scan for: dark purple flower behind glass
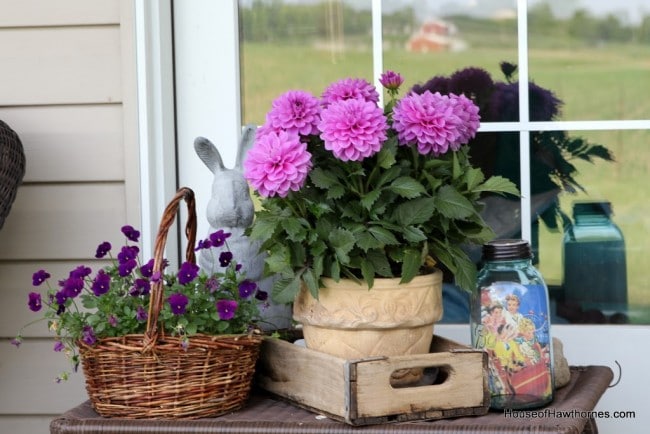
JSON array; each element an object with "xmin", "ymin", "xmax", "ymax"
[
  {"xmin": 91, "ymin": 270, "xmax": 111, "ymax": 296},
  {"xmin": 32, "ymin": 269, "xmax": 50, "ymax": 286},
  {"xmin": 177, "ymin": 262, "xmax": 199, "ymax": 285},
  {"xmin": 410, "ymin": 75, "xmax": 450, "ymax": 95},
  {"xmin": 121, "ymin": 225, "xmax": 140, "ymax": 242},
  {"xmin": 238, "ymin": 280, "xmax": 257, "ymax": 298},
  {"xmin": 219, "ymin": 251, "xmax": 233, "ymax": 267},
  {"xmin": 168, "ymin": 293, "xmax": 189, "ymax": 315},
  {"xmin": 95, "ymin": 241, "xmax": 112, "ymax": 259},
  {"xmin": 28, "ymin": 292, "xmax": 42, "ymax": 312},
  {"xmin": 216, "ymin": 300, "xmax": 238, "ymax": 320}
]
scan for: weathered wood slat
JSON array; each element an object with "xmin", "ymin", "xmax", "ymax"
[{"xmin": 0, "ymin": 0, "xmax": 119, "ymax": 27}]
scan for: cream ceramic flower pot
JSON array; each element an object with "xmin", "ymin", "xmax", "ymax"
[{"xmin": 293, "ymin": 270, "xmax": 443, "ymax": 383}]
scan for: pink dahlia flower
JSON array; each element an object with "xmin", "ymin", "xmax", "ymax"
[
  {"xmin": 392, "ymin": 91, "xmax": 479, "ymax": 156},
  {"xmin": 448, "ymin": 93, "xmax": 480, "ymax": 150},
  {"xmin": 321, "ymin": 78, "xmax": 379, "ymax": 107},
  {"xmin": 244, "ymin": 130, "xmax": 312, "ymax": 198},
  {"xmin": 319, "ymin": 99, "xmax": 388, "ymax": 162},
  {"xmin": 265, "ymin": 90, "xmax": 321, "ymax": 136}
]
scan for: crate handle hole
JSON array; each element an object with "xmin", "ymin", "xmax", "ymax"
[{"xmin": 390, "ymin": 365, "xmax": 451, "ymax": 389}]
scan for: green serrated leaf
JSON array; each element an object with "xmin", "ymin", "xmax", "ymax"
[
  {"xmin": 366, "ymin": 250, "xmax": 393, "ymax": 277},
  {"xmin": 389, "ymin": 176, "xmax": 426, "ymax": 199},
  {"xmin": 464, "ymin": 167, "xmax": 485, "ymax": 191},
  {"xmin": 434, "ymin": 185, "xmax": 475, "ymax": 219},
  {"xmin": 361, "ymin": 189, "xmax": 382, "ymax": 211},
  {"xmin": 281, "ymin": 218, "xmax": 306, "ymax": 241},
  {"xmin": 309, "ymin": 167, "xmax": 340, "ymax": 189},
  {"xmin": 360, "ymin": 260, "xmax": 375, "ymax": 289},
  {"xmin": 399, "ymin": 249, "xmax": 422, "ymax": 284},
  {"xmin": 355, "ymin": 230, "xmax": 383, "ymax": 251},
  {"xmin": 271, "ymin": 276, "xmax": 301, "ymax": 304},
  {"xmin": 475, "ymin": 176, "xmax": 520, "ymax": 196},
  {"xmin": 329, "ymin": 228, "xmax": 356, "ymax": 263},
  {"xmin": 301, "ymin": 268, "xmax": 319, "ymax": 300},
  {"xmin": 402, "ymin": 225, "xmax": 427, "ymax": 243},
  {"xmin": 393, "ymin": 197, "xmax": 436, "ymax": 225},
  {"xmin": 367, "ymin": 226, "xmax": 399, "ymax": 245},
  {"xmin": 376, "ymin": 140, "xmax": 397, "ymax": 169}
]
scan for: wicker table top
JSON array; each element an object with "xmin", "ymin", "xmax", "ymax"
[{"xmin": 51, "ymin": 365, "xmax": 612, "ymax": 434}]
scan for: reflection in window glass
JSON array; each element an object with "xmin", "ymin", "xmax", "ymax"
[
  {"xmin": 382, "ymin": 0, "xmax": 518, "ymax": 99},
  {"xmin": 239, "ymin": 0, "xmax": 373, "ymax": 125},
  {"xmin": 528, "ymin": 0, "xmax": 650, "ymax": 120},
  {"xmin": 538, "ymin": 130, "xmax": 650, "ymax": 324}
]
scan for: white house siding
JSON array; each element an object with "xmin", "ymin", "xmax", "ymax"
[{"xmin": 0, "ymin": 1, "xmax": 139, "ymax": 432}]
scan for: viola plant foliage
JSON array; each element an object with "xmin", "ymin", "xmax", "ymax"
[
  {"xmin": 13, "ymin": 225, "xmax": 267, "ymax": 381},
  {"xmin": 243, "ymin": 71, "xmax": 519, "ymax": 303}
]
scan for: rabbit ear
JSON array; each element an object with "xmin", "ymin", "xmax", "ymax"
[
  {"xmin": 194, "ymin": 136, "xmax": 225, "ymax": 174},
  {"xmin": 235, "ymin": 124, "xmax": 257, "ymax": 171}
]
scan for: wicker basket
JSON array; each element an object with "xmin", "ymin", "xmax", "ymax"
[
  {"xmin": 78, "ymin": 187, "xmax": 263, "ymax": 419},
  {"xmin": 0, "ymin": 119, "xmax": 26, "ymax": 230}
]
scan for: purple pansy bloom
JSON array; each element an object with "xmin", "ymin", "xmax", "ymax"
[
  {"xmin": 28, "ymin": 292, "xmax": 42, "ymax": 312},
  {"xmin": 140, "ymin": 258, "xmax": 155, "ymax": 278},
  {"xmin": 108, "ymin": 315, "xmax": 118, "ymax": 327},
  {"xmin": 168, "ymin": 293, "xmax": 189, "ymax": 315},
  {"xmin": 208, "ymin": 230, "xmax": 231, "ymax": 248},
  {"xmin": 255, "ymin": 290, "xmax": 269, "ymax": 301},
  {"xmin": 177, "ymin": 261, "xmax": 199, "ymax": 285},
  {"xmin": 321, "ymin": 77, "xmax": 379, "ymax": 107},
  {"xmin": 82, "ymin": 326, "xmax": 97, "ymax": 346},
  {"xmin": 319, "ymin": 99, "xmax": 387, "ymax": 162},
  {"xmin": 117, "ymin": 245, "xmax": 139, "ymax": 264},
  {"xmin": 136, "ymin": 305, "xmax": 148, "ymax": 322},
  {"xmin": 238, "ymin": 280, "xmax": 257, "ymax": 298},
  {"xmin": 244, "ymin": 130, "xmax": 312, "ymax": 198},
  {"xmin": 70, "ymin": 265, "xmax": 92, "ymax": 279},
  {"xmin": 11, "ymin": 337, "xmax": 22, "ymax": 348},
  {"xmin": 62, "ymin": 277, "xmax": 84, "ymax": 298},
  {"xmin": 121, "ymin": 225, "xmax": 140, "ymax": 242},
  {"xmin": 130, "ymin": 278, "xmax": 151, "ymax": 296},
  {"xmin": 194, "ymin": 238, "xmax": 212, "ymax": 251},
  {"xmin": 32, "ymin": 269, "xmax": 50, "ymax": 286},
  {"xmin": 219, "ymin": 251, "xmax": 233, "ymax": 267},
  {"xmin": 206, "ymin": 277, "xmax": 220, "ymax": 293},
  {"xmin": 264, "ymin": 90, "xmax": 321, "ymax": 136},
  {"xmin": 95, "ymin": 241, "xmax": 112, "ymax": 259},
  {"xmin": 216, "ymin": 300, "xmax": 238, "ymax": 320},
  {"xmin": 91, "ymin": 269, "xmax": 111, "ymax": 296},
  {"xmin": 118, "ymin": 259, "xmax": 137, "ymax": 277},
  {"xmin": 53, "ymin": 341, "xmax": 65, "ymax": 352}
]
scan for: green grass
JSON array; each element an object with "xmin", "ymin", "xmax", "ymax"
[{"xmin": 240, "ymin": 41, "xmax": 650, "ymax": 322}]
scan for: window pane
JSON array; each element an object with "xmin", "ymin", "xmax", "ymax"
[
  {"xmin": 239, "ymin": 0, "xmax": 373, "ymax": 126},
  {"xmin": 383, "ymin": 0, "xmax": 518, "ymax": 103},
  {"xmin": 528, "ymin": 0, "xmax": 650, "ymax": 121},
  {"xmin": 537, "ymin": 129, "xmax": 650, "ymax": 324}
]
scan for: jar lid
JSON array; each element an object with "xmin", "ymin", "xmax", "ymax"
[{"xmin": 482, "ymin": 239, "xmax": 532, "ymax": 261}]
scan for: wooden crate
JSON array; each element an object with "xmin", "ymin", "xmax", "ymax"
[{"xmin": 256, "ymin": 334, "xmax": 489, "ymax": 426}]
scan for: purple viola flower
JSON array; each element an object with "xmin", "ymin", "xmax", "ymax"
[
  {"xmin": 194, "ymin": 238, "xmax": 212, "ymax": 251},
  {"xmin": 32, "ymin": 269, "xmax": 50, "ymax": 286},
  {"xmin": 140, "ymin": 258, "xmax": 154, "ymax": 278},
  {"xmin": 129, "ymin": 278, "xmax": 150, "ymax": 296},
  {"xmin": 91, "ymin": 269, "xmax": 111, "ymax": 296},
  {"xmin": 95, "ymin": 241, "xmax": 112, "ymax": 259},
  {"xmin": 136, "ymin": 305, "xmax": 148, "ymax": 322},
  {"xmin": 55, "ymin": 289, "xmax": 68, "ymax": 307},
  {"xmin": 28, "ymin": 292, "xmax": 42, "ymax": 312},
  {"xmin": 238, "ymin": 280, "xmax": 257, "ymax": 298},
  {"xmin": 118, "ymin": 259, "xmax": 137, "ymax": 277},
  {"xmin": 319, "ymin": 99, "xmax": 387, "ymax": 162},
  {"xmin": 70, "ymin": 265, "xmax": 92, "ymax": 279},
  {"xmin": 177, "ymin": 261, "xmax": 200, "ymax": 285},
  {"xmin": 82, "ymin": 326, "xmax": 97, "ymax": 346},
  {"xmin": 117, "ymin": 245, "xmax": 139, "ymax": 264},
  {"xmin": 121, "ymin": 225, "xmax": 140, "ymax": 242},
  {"xmin": 379, "ymin": 70, "xmax": 404, "ymax": 94},
  {"xmin": 108, "ymin": 315, "xmax": 118, "ymax": 327},
  {"xmin": 11, "ymin": 337, "xmax": 22, "ymax": 348},
  {"xmin": 219, "ymin": 251, "xmax": 233, "ymax": 267},
  {"xmin": 216, "ymin": 300, "xmax": 238, "ymax": 320},
  {"xmin": 206, "ymin": 277, "xmax": 220, "ymax": 293},
  {"xmin": 255, "ymin": 290, "xmax": 269, "ymax": 301},
  {"xmin": 168, "ymin": 293, "xmax": 189, "ymax": 315},
  {"xmin": 321, "ymin": 77, "xmax": 379, "ymax": 107},
  {"xmin": 244, "ymin": 130, "xmax": 313, "ymax": 198},
  {"xmin": 265, "ymin": 90, "xmax": 321, "ymax": 136},
  {"xmin": 209, "ymin": 230, "xmax": 231, "ymax": 248},
  {"xmin": 53, "ymin": 341, "xmax": 65, "ymax": 352},
  {"xmin": 62, "ymin": 277, "xmax": 84, "ymax": 298},
  {"xmin": 151, "ymin": 271, "xmax": 162, "ymax": 283}
]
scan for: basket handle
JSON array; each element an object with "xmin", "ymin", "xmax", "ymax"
[{"xmin": 143, "ymin": 187, "xmax": 197, "ymax": 352}]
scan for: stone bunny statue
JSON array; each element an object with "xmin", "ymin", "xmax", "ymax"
[{"xmin": 194, "ymin": 126, "xmax": 291, "ymax": 330}]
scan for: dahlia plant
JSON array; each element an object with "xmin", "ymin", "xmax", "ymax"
[
  {"xmin": 13, "ymin": 225, "xmax": 267, "ymax": 381},
  {"xmin": 244, "ymin": 71, "xmax": 519, "ymax": 303}
]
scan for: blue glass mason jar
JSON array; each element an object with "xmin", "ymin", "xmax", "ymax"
[{"xmin": 470, "ymin": 239, "xmax": 554, "ymax": 410}]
